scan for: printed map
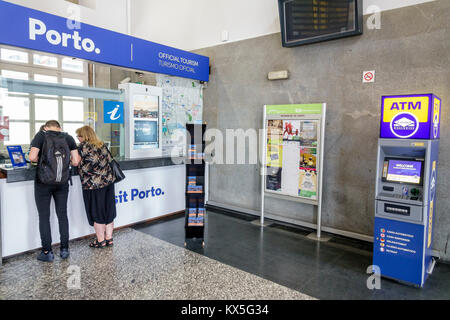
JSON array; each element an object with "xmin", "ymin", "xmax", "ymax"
[{"xmin": 156, "ymin": 75, "xmax": 203, "ymax": 156}]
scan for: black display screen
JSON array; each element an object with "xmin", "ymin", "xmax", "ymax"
[{"xmin": 279, "ymin": 0, "xmax": 363, "ymax": 47}]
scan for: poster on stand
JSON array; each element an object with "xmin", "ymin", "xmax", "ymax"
[
  {"xmin": 266, "ymin": 166, "xmax": 282, "ymax": 191},
  {"xmin": 299, "ymin": 121, "xmax": 318, "ymax": 147},
  {"xmin": 298, "ymin": 170, "xmax": 317, "ymax": 199},
  {"xmin": 264, "ymin": 104, "xmax": 324, "ymax": 204},
  {"xmin": 300, "ymin": 147, "xmax": 317, "ymax": 172},
  {"xmin": 283, "ymin": 120, "xmax": 301, "ymax": 141}
]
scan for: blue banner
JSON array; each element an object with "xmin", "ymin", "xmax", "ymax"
[{"xmin": 0, "ymin": 1, "xmax": 209, "ymax": 82}]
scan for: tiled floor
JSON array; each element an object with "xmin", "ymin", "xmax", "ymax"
[
  {"xmin": 134, "ymin": 209, "xmax": 450, "ymax": 300},
  {"xmin": 0, "ymin": 228, "xmax": 313, "ymax": 300}
]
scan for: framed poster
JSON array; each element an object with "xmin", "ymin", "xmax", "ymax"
[
  {"xmin": 262, "ymin": 104, "xmax": 326, "ymax": 205},
  {"xmin": 261, "ymin": 103, "xmax": 327, "ymax": 238}
]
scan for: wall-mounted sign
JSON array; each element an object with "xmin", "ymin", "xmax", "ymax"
[
  {"xmin": 363, "ymin": 70, "xmax": 375, "ymax": 83},
  {"xmin": 0, "ymin": 1, "xmax": 209, "ymax": 82},
  {"xmin": 103, "ymin": 101, "xmax": 124, "ymax": 124},
  {"xmin": 380, "ymin": 94, "xmax": 441, "ymax": 140}
]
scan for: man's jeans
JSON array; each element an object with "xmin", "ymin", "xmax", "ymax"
[{"xmin": 34, "ymin": 182, "xmax": 70, "ymax": 252}]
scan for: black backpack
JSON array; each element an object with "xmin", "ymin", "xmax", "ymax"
[{"xmin": 38, "ymin": 131, "xmax": 71, "ymax": 185}]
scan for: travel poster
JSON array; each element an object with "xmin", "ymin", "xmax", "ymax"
[
  {"xmin": 300, "ymin": 147, "xmax": 317, "ymax": 172},
  {"xmin": 298, "ymin": 170, "xmax": 317, "ymax": 200},
  {"xmin": 299, "ymin": 121, "xmax": 318, "ymax": 147},
  {"xmin": 282, "ymin": 120, "xmax": 301, "ymax": 141}
]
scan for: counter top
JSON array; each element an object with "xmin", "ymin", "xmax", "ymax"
[{"xmin": 0, "ymin": 156, "xmax": 185, "ymax": 183}]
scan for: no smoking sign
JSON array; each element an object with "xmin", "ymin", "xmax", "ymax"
[{"xmin": 363, "ymin": 70, "xmax": 375, "ymax": 83}]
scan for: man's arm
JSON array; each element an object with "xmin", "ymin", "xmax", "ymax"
[
  {"xmin": 70, "ymin": 149, "xmax": 81, "ymax": 167},
  {"xmin": 29, "ymin": 147, "xmax": 40, "ymax": 163}
]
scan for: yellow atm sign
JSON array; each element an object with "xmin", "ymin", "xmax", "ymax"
[
  {"xmin": 383, "ymin": 96, "xmax": 429, "ymax": 123},
  {"xmin": 380, "ymin": 94, "xmax": 441, "ymax": 139}
]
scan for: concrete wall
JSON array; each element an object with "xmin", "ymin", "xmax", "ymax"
[
  {"xmin": 131, "ymin": 0, "xmax": 436, "ymax": 51},
  {"xmin": 196, "ymin": 0, "xmax": 450, "ymax": 260}
]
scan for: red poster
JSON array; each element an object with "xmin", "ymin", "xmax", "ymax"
[{"xmin": 0, "ymin": 116, "xmax": 10, "ymax": 142}]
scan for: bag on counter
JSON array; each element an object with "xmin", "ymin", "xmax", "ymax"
[{"xmin": 38, "ymin": 131, "xmax": 71, "ymax": 185}]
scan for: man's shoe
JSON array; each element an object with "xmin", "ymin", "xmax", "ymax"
[
  {"xmin": 60, "ymin": 248, "xmax": 70, "ymax": 260},
  {"xmin": 37, "ymin": 250, "xmax": 54, "ymax": 262}
]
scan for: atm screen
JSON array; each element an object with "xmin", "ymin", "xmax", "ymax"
[
  {"xmin": 386, "ymin": 159, "xmax": 423, "ymax": 185},
  {"xmin": 134, "ymin": 120, "xmax": 158, "ymax": 149}
]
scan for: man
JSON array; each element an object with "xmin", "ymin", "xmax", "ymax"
[{"xmin": 29, "ymin": 120, "xmax": 80, "ymax": 262}]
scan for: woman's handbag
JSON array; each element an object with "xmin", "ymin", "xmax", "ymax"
[{"xmin": 107, "ymin": 147, "xmax": 125, "ymax": 183}]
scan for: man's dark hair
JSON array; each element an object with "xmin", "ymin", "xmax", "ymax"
[{"xmin": 44, "ymin": 120, "xmax": 61, "ymax": 128}]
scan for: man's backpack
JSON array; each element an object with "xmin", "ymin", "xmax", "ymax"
[{"xmin": 38, "ymin": 131, "xmax": 71, "ymax": 185}]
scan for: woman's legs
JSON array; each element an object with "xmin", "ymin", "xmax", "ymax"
[
  {"xmin": 105, "ymin": 222, "xmax": 114, "ymax": 241},
  {"xmin": 94, "ymin": 223, "xmax": 106, "ymax": 242}
]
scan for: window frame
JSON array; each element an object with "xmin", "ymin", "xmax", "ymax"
[{"xmin": 0, "ymin": 45, "xmax": 88, "ymax": 147}]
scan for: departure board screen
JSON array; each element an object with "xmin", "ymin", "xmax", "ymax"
[{"xmin": 280, "ymin": 0, "xmax": 362, "ymax": 47}]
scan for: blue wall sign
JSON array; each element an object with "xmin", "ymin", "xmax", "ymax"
[
  {"xmin": 0, "ymin": 1, "xmax": 210, "ymax": 82},
  {"xmin": 103, "ymin": 101, "xmax": 124, "ymax": 124}
]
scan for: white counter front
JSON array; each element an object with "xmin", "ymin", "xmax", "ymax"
[{"xmin": 0, "ymin": 165, "xmax": 185, "ymax": 258}]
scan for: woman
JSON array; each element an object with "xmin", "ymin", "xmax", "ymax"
[{"xmin": 76, "ymin": 126, "xmax": 116, "ymax": 248}]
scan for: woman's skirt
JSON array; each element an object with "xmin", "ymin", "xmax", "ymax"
[{"xmin": 82, "ymin": 183, "xmax": 117, "ymax": 226}]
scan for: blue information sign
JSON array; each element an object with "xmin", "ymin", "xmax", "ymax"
[
  {"xmin": 0, "ymin": 1, "xmax": 209, "ymax": 82},
  {"xmin": 103, "ymin": 101, "xmax": 124, "ymax": 124}
]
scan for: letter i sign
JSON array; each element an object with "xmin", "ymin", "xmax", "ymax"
[{"xmin": 363, "ymin": 70, "xmax": 375, "ymax": 83}]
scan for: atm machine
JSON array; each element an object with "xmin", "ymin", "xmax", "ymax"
[
  {"xmin": 374, "ymin": 94, "xmax": 441, "ymax": 287},
  {"xmin": 119, "ymin": 83, "xmax": 163, "ymax": 159}
]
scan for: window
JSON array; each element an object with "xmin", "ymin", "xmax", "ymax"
[
  {"xmin": 35, "ymin": 98, "xmax": 59, "ymax": 121},
  {"xmin": 62, "ymin": 78, "xmax": 83, "ymax": 86},
  {"xmin": 33, "ymin": 54, "xmax": 58, "ymax": 68},
  {"xmin": 63, "ymin": 100, "xmax": 84, "ymax": 121},
  {"xmin": 34, "ymin": 74, "xmax": 58, "ymax": 83},
  {"xmin": 0, "ymin": 48, "xmax": 28, "ymax": 64},
  {"xmin": 5, "ymin": 122, "xmax": 30, "ymax": 145},
  {"xmin": 0, "ymin": 46, "xmax": 88, "ymax": 149},
  {"xmin": 63, "ymin": 123, "xmax": 83, "ymax": 140},
  {"xmin": 62, "ymin": 58, "xmax": 84, "ymax": 73},
  {"xmin": 2, "ymin": 95, "xmax": 30, "ymax": 120},
  {"xmin": 1, "ymin": 70, "xmax": 29, "ymax": 80}
]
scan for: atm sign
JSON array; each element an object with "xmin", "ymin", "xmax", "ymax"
[
  {"xmin": 383, "ymin": 96, "xmax": 429, "ymax": 123},
  {"xmin": 380, "ymin": 94, "xmax": 440, "ymax": 140}
]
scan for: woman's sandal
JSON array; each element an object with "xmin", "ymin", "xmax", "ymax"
[
  {"xmin": 105, "ymin": 238, "xmax": 114, "ymax": 247},
  {"xmin": 89, "ymin": 238, "xmax": 106, "ymax": 248}
]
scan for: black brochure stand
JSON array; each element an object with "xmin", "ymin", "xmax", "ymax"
[{"xmin": 184, "ymin": 124, "xmax": 206, "ymax": 248}]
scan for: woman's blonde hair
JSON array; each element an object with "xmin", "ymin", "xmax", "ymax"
[{"xmin": 76, "ymin": 126, "xmax": 104, "ymax": 148}]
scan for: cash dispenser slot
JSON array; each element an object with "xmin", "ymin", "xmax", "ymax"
[{"xmin": 384, "ymin": 203, "xmax": 410, "ymax": 216}]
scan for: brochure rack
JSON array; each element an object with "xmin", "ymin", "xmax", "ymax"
[{"xmin": 184, "ymin": 123, "xmax": 207, "ymax": 247}]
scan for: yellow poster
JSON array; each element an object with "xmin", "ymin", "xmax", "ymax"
[
  {"xmin": 266, "ymin": 120, "xmax": 283, "ymax": 168},
  {"xmin": 267, "ymin": 144, "xmax": 283, "ymax": 168}
]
